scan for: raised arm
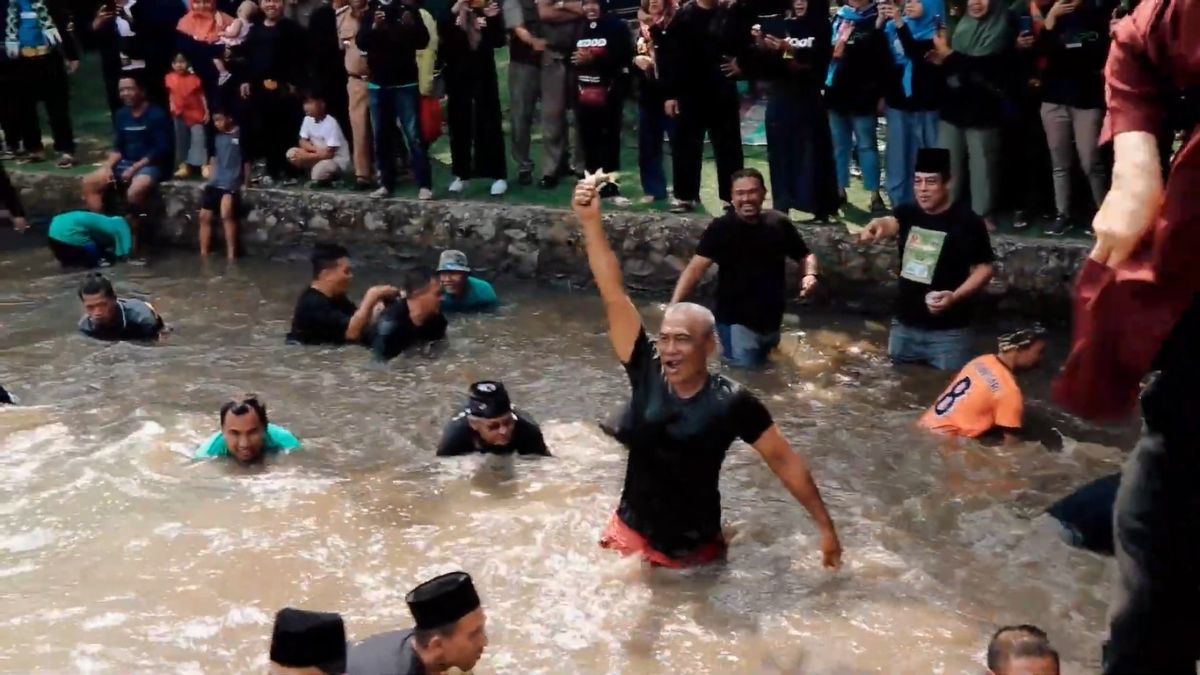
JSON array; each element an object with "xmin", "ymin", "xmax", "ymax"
[
  {"xmin": 346, "ymin": 285, "xmax": 398, "ymax": 342},
  {"xmin": 752, "ymin": 424, "xmax": 842, "ymax": 569},
  {"xmin": 572, "ymin": 182, "xmax": 642, "ymax": 363}
]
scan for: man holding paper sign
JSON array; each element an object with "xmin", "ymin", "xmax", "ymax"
[{"xmin": 856, "ymin": 148, "xmax": 994, "ymax": 370}]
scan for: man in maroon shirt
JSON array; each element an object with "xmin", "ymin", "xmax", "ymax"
[{"xmin": 1052, "ymin": 0, "xmax": 1200, "ymax": 671}]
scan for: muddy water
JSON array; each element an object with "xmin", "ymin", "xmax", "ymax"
[{"xmin": 0, "ymin": 246, "xmax": 1128, "ymax": 673}]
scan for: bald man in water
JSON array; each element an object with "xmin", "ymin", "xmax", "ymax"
[{"xmin": 572, "ymin": 181, "xmax": 842, "ymax": 569}]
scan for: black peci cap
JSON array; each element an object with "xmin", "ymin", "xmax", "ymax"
[
  {"xmin": 466, "ymin": 381, "xmax": 512, "ymax": 419},
  {"xmin": 406, "ymin": 571, "xmax": 481, "ymax": 630},
  {"xmin": 269, "ymin": 608, "xmax": 347, "ymax": 674},
  {"xmin": 914, "ymin": 148, "xmax": 951, "ymax": 176}
]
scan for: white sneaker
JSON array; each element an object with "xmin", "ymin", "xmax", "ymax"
[
  {"xmin": 370, "ymin": 187, "xmax": 390, "ymax": 199},
  {"xmin": 418, "ymin": 188, "xmax": 433, "ymax": 201},
  {"xmin": 448, "ymin": 177, "xmax": 465, "ymax": 193},
  {"xmin": 490, "ymin": 179, "xmax": 508, "ymax": 196}
]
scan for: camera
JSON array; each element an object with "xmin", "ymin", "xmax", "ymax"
[{"xmin": 371, "ymin": 0, "xmax": 402, "ymax": 22}]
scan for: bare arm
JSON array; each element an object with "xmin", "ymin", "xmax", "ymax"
[
  {"xmin": 346, "ymin": 285, "xmax": 398, "ymax": 341},
  {"xmin": 670, "ymin": 255, "xmax": 713, "ymax": 304},
  {"xmin": 951, "ymin": 263, "xmax": 993, "ymax": 303},
  {"xmin": 572, "ymin": 183, "xmax": 642, "ymax": 363},
  {"xmin": 856, "ymin": 216, "xmax": 900, "ymax": 244},
  {"xmin": 752, "ymin": 424, "xmax": 842, "ymax": 569}
]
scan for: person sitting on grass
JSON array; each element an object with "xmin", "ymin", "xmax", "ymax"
[
  {"xmin": 285, "ymin": 91, "xmax": 351, "ymax": 187},
  {"xmin": 199, "ymin": 107, "xmax": 245, "ymax": 259},
  {"xmin": 47, "ymin": 211, "xmax": 132, "ymax": 269},
  {"xmin": 81, "ymin": 75, "xmax": 172, "ymax": 256},
  {"xmin": 193, "ymin": 395, "xmax": 301, "ymax": 464}
]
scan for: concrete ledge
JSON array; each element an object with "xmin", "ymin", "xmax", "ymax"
[{"xmin": 11, "ymin": 171, "xmax": 1089, "ymax": 317}]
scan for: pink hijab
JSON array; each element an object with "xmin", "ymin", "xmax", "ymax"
[{"xmin": 177, "ymin": 0, "xmax": 234, "ymax": 44}]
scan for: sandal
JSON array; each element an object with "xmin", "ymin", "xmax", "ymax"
[{"xmin": 56, "ymin": 154, "xmax": 75, "ymax": 169}]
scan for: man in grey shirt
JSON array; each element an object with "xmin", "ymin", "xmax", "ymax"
[
  {"xmin": 348, "ymin": 571, "xmax": 488, "ymax": 675},
  {"xmin": 532, "ymin": 0, "xmax": 582, "ymax": 189},
  {"xmin": 503, "ymin": 0, "xmax": 544, "ymax": 185}
]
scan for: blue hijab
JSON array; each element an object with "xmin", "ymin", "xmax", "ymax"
[
  {"xmin": 825, "ymin": 2, "xmax": 879, "ymax": 87},
  {"xmin": 883, "ymin": 0, "xmax": 945, "ymax": 98}
]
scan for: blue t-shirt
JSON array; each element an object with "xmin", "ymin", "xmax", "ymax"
[
  {"xmin": 192, "ymin": 423, "xmax": 302, "ymax": 459},
  {"xmin": 209, "ymin": 129, "xmax": 243, "ymax": 192},
  {"xmin": 113, "ymin": 104, "xmax": 172, "ymax": 169},
  {"xmin": 441, "ymin": 276, "xmax": 499, "ymax": 312}
]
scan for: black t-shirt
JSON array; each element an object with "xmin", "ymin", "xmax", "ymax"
[
  {"xmin": 695, "ymin": 210, "xmax": 810, "ymax": 334},
  {"xmin": 286, "ymin": 287, "xmax": 357, "ymax": 345},
  {"xmin": 611, "ymin": 329, "xmax": 774, "ymax": 557},
  {"xmin": 371, "ymin": 301, "xmax": 448, "ymax": 360},
  {"xmin": 436, "ymin": 408, "xmax": 550, "ymax": 456},
  {"xmin": 894, "ymin": 201, "xmax": 994, "ymax": 331}
]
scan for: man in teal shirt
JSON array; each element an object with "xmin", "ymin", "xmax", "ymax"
[
  {"xmin": 47, "ymin": 211, "xmax": 132, "ymax": 268},
  {"xmin": 193, "ymin": 396, "xmax": 301, "ymax": 464},
  {"xmin": 437, "ymin": 250, "xmax": 499, "ymax": 312}
]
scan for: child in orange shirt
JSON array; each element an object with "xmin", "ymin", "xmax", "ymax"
[
  {"xmin": 918, "ymin": 326, "xmax": 1047, "ymax": 442},
  {"xmin": 164, "ymin": 53, "xmax": 209, "ymax": 179}
]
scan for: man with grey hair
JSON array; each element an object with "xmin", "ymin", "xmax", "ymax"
[{"xmin": 572, "ymin": 180, "xmax": 842, "ymax": 569}]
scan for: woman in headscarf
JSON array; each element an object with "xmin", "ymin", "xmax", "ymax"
[
  {"xmin": 572, "ymin": 0, "xmax": 634, "ymax": 202},
  {"xmin": 632, "ymin": 0, "xmax": 675, "ymax": 204},
  {"xmin": 880, "ymin": 0, "xmax": 945, "ymax": 209},
  {"xmin": 743, "ymin": 0, "xmax": 839, "ymax": 220},
  {"xmin": 929, "ymin": 0, "xmax": 1014, "ymax": 230},
  {"xmin": 825, "ymin": 0, "xmax": 890, "ymax": 214},
  {"xmin": 175, "ymin": 0, "xmax": 236, "ymax": 105}
]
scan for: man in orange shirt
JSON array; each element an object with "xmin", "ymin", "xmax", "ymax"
[{"xmin": 919, "ymin": 326, "xmax": 1047, "ymax": 443}]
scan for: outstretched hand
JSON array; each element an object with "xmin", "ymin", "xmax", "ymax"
[{"xmin": 820, "ymin": 530, "xmax": 843, "ymax": 569}]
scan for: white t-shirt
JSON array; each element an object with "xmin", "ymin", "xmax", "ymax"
[{"xmin": 299, "ymin": 115, "xmax": 350, "ymax": 165}]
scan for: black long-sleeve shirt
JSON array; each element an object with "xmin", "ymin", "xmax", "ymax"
[
  {"xmin": 825, "ymin": 19, "xmax": 891, "ymax": 116},
  {"xmin": 574, "ymin": 14, "xmax": 633, "ymax": 92},
  {"xmin": 741, "ymin": 15, "xmax": 831, "ymax": 98},
  {"xmin": 938, "ymin": 48, "xmax": 1015, "ymax": 128},
  {"xmin": 356, "ymin": 4, "xmax": 430, "ymax": 87},
  {"xmin": 437, "ymin": 9, "xmax": 505, "ymax": 76},
  {"xmin": 884, "ymin": 24, "xmax": 944, "ymax": 111},
  {"xmin": 1033, "ymin": 12, "xmax": 1109, "ymax": 109},
  {"xmin": 656, "ymin": 0, "xmax": 754, "ymax": 100},
  {"xmin": 240, "ymin": 18, "xmax": 308, "ymax": 87}
]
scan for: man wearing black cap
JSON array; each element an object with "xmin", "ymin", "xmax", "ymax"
[
  {"xmin": 348, "ymin": 571, "xmax": 487, "ymax": 675},
  {"xmin": 270, "ymin": 607, "xmax": 347, "ymax": 675},
  {"xmin": 857, "ymin": 147, "xmax": 995, "ymax": 371},
  {"xmin": 438, "ymin": 381, "xmax": 550, "ymax": 456}
]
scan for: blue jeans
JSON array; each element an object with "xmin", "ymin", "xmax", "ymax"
[
  {"xmin": 829, "ymin": 112, "xmax": 879, "ymax": 192},
  {"xmin": 887, "ymin": 320, "xmax": 972, "ymax": 371},
  {"xmin": 368, "ymin": 85, "xmax": 430, "ymax": 191},
  {"xmin": 637, "ymin": 99, "xmax": 671, "ymax": 201},
  {"xmin": 884, "ymin": 107, "xmax": 940, "ymax": 208},
  {"xmin": 717, "ymin": 323, "xmax": 780, "ymax": 369}
]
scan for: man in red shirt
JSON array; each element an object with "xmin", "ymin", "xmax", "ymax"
[{"xmin": 1052, "ymin": 0, "xmax": 1200, "ymax": 671}]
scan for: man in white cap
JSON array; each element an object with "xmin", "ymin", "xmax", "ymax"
[
  {"xmin": 269, "ymin": 607, "xmax": 347, "ymax": 675},
  {"xmin": 436, "ymin": 250, "xmax": 499, "ymax": 313},
  {"xmin": 348, "ymin": 571, "xmax": 488, "ymax": 675}
]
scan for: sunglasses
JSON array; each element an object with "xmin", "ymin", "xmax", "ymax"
[{"xmin": 473, "ymin": 413, "xmax": 516, "ymax": 433}]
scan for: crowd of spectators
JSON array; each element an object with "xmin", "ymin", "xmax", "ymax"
[{"xmin": 0, "ymin": 0, "xmax": 1134, "ymax": 239}]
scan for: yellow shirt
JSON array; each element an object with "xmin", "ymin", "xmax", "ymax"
[
  {"xmin": 415, "ymin": 8, "xmax": 439, "ymax": 96},
  {"xmin": 919, "ymin": 355, "xmax": 1024, "ymax": 438}
]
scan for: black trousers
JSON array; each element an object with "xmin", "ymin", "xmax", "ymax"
[
  {"xmin": 445, "ymin": 65, "xmax": 506, "ymax": 180},
  {"xmin": 669, "ymin": 87, "xmax": 743, "ymax": 203},
  {"xmin": 1104, "ymin": 295, "xmax": 1200, "ymax": 674},
  {"xmin": 13, "ymin": 54, "xmax": 75, "ymax": 155},
  {"xmin": 247, "ymin": 87, "xmax": 301, "ymax": 178},
  {"xmin": 576, "ymin": 93, "xmax": 622, "ymax": 177}
]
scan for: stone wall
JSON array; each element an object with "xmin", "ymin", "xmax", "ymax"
[{"xmin": 11, "ymin": 172, "xmax": 1089, "ymax": 318}]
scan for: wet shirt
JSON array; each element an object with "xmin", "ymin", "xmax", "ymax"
[
  {"xmin": 78, "ymin": 298, "xmax": 164, "ymax": 342},
  {"xmin": 48, "ymin": 212, "xmax": 132, "ymax": 259},
  {"xmin": 894, "ymin": 201, "xmax": 994, "ymax": 331},
  {"xmin": 347, "ymin": 628, "xmax": 425, "ymax": 675},
  {"xmin": 440, "ymin": 276, "xmax": 499, "ymax": 312},
  {"xmin": 918, "ymin": 354, "xmax": 1023, "ymax": 437},
  {"xmin": 437, "ymin": 408, "xmax": 550, "ymax": 456},
  {"xmin": 371, "ymin": 302, "xmax": 448, "ymax": 360},
  {"xmin": 192, "ymin": 423, "xmax": 302, "ymax": 459},
  {"xmin": 287, "ymin": 287, "xmax": 358, "ymax": 345},
  {"xmin": 695, "ymin": 210, "xmax": 810, "ymax": 334},
  {"xmin": 611, "ymin": 329, "xmax": 774, "ymax": 557}
]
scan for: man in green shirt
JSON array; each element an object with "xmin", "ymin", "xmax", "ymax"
[
  {"xmin": 193, "ymin": 396, "xmax": 301, "ymax": 464},
  {"xmin": 437, "ymin": 249, "xmax": 500, "ymax": 312},
  {"xmin": 47, "ymin": 211, "xmax": 133, "ymax": 269}
]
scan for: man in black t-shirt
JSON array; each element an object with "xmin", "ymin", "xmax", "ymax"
[
  {"xmin": 573, "ymin": 179, "xmax": 842, "ymax": 569},
  {"xmin": 672, "ymin": 168, "xmax": 820, "ymax": 368},
  {"xmin": 286, "ymin": 243, "xmax": 399, "ymax": 346},
  {"xmin": 371, "ymin": 266, "xmax": 448, "ymax": 361},
  {"xmin": 858, "ymin": 148, "xmax": 994, "ymax": 371},
  {"xmin": 438, "ymin": 381, "xmax": 551, "ymax": 456}
]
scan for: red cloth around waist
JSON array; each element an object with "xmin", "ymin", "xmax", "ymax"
[{"xmin": 598, "ymin": 513, "xmax": 726, "ymax": 569}]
